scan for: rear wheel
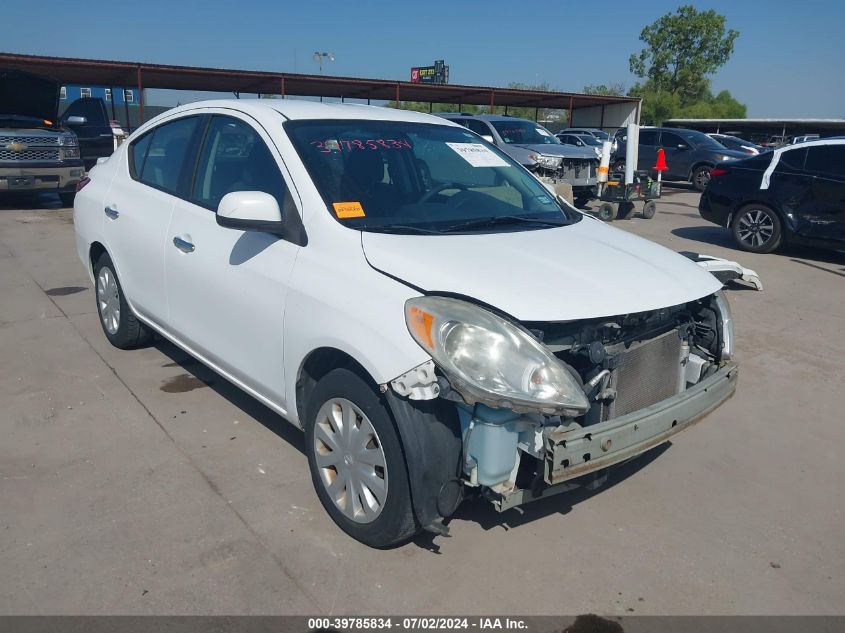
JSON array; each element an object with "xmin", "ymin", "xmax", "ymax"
[
  {"xmin": 597, "ymin": 202, "xmax": 616, "ymax": 221},
  {"xmin": 642, "ymin": 200, "xmax": 657, "ymax": 219},
  {"xmin": 732, "ymin": 204, "xmax": 782, "ymax": 253},
  {"xmin": 93, "ymin": 252, "xmax": 153, "ymax": 349},
  {"xmin": 305, "ymin": 368, "xmax": 418, "ymax": 548},
  {"xmin": 692, "ymin": 165, "xmax": 712, "ymax": 191}
]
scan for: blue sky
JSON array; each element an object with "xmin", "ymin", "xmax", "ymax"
[{"xmin": 4, "ymin": 0, "xmax": 844, "ymax": 117}]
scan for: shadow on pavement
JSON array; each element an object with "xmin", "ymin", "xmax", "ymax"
[
  {"xmin": 0, "ymin": 192, "xmax": 64, "ymax": 210},
  {"xmin": 414, "ymin": 444, "xmax": 670, "ymax": 552},
  {"xmin": 671, "ymin": 225, "xmax": 737, "ymax": 249},
  {"xmin": 154, "ymin": 337, "xmax": 306, "ymax": 455}
]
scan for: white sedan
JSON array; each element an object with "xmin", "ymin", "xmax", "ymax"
[{"xmin": 74, "ymin": 100, "xmax": 737, "ymax": 547}]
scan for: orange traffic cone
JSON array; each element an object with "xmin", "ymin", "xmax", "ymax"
[{"xmin": 654, "ymin": 148, "xmax": 669, "ymax": 172}]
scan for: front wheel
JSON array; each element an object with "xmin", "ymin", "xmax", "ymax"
[
  {"xmin": 305, "ymin": 368, "xmax": 419, "ymax": 548},
  {"xmin": 642, "ymin": 200, "xmax": 657, "ymax": 219},
  {"xmin": 731, "ymin": 204, "xmax": 782, "ymax": 253}
]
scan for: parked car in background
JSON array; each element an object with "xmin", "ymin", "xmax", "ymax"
[
  {"xmin": 700, "ymin": 139, "xmax": 845, "ymax": 253},
  {"xmin": 559, "ymin": 127, "xmax": 612, "ymax": 143},
  {"xmin": 439, "ymin": 113, "xmax": 599, "ymax": 203},
  {"xmin": 613, "ymin": 127, "xmax": 748, "ymax": 190},
  {"xmin": 60, "ymin": 97, "xmax": 125, "ymax": 171},
  {"xmin": 74, "ymin": 100, "xmax": 737, "ymax": 547},
  {"xmin": 760, "ymin": 135, "xmax": 791, "ymax": 149},
  {"xmin": 555, "ymin": 132, "xmax": 603, "ymax": 158},
  {"xmin": 561, "ymin": 127, "xmax": 616, "ymax": 151},
  {"xmin": 792, "ymin": 134, "xmax": 820, "ymax": 144},
  {"xmin": 707, "ymin": 133, "xmax": 765, "ymax": 156},
  {"xmin": 0, "ymin": 69, "xmax": 85, "ymax": 206}
]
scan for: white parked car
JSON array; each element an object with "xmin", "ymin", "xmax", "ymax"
[{"xmin": 74, "ymin": 100, "xmax": 737, "ymax": 547}]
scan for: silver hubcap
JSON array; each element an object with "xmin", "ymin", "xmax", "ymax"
[
  {"xmin": 313, "ymin": 398, "xmax": 388, "ymax": 523},
  {"xmin": 96, "ymin": 266, "xmax": 121, "ymax": 335},
  {"xmin": 737, "ymin": 209, "xmax": 774, "ymax": 247},
  {"xmin": 696, "ymin": 169, "xmax": 711, "ymax": 188}
]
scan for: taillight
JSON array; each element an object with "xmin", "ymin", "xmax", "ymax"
[
  {"xmin": 709, "ymin": 168, "xmax": 728, "ymax": 178},
  {"xmin": 76, "ymin": 176, "xmax": 91, "ymax": 192}
]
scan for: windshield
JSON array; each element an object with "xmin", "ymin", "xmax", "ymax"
[
  {"xmin": 591, "ymin": 130, "xmax": 611, "ymax": 141},
  {"xmin": 682, "ymin": 130, "xmax": 726, "ymax": 150},
  {"xmin": 490, "ymin": 120, "xmax": 559, "ymax": 145},
  {"xmin": 286, "ymin": 120, "xmax": 579, "ymax": 234}
]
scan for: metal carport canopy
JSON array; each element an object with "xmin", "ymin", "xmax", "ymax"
[{"xmin": 0, "ymin": 51, "xmax": 639, "ymax": 113}]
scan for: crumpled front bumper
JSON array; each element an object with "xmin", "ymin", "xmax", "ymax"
[{"xmin": 495, "ymin": 363, "xmax": 737, "ymax": 510}]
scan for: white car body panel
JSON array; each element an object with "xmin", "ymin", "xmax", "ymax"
[
  {"xmin": 73, "ymin": 99, "xmax": 724, "ymax": 430},
  {"xmin": 362, "ymin": 218, "xmax": 722, "ymax": 321}
]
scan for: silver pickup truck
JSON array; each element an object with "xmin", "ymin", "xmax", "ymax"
[
  {"xmin": 1, "ymin": 70, "xmax": 85, "ymax": 206},
  {"xmin": 439, "ymin": 113, "xmax": 599, "ymax": 205}
]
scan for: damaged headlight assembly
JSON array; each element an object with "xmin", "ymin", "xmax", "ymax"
[
  {"xmin": 528, "ymin": 153, "xmax": 563, "ymax": 170},
  {"xmin": 404, "ymin": 296, "xmax": 589, "ymax": 416}
]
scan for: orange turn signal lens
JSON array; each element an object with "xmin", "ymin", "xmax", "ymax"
[{"xmin": 407, "ymin": 306, "xmax": 435, "ymax": 350}]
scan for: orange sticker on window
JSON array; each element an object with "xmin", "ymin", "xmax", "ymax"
[{"xmin": 333, "ymin": 201, "xmax": 366, "ymax": 218}]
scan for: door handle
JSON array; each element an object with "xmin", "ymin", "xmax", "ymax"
[
  {"xmin": 104, "ymin": 206, "xmax": 119, "ymax": 219},
  {"xmin": 172, "ymin": 236, "xmax": 195, "ymax": 253}
]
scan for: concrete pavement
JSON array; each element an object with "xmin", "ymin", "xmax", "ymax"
[{"xmin": 1, "ymin": 188, "xmax": 843, "ymax": 615}]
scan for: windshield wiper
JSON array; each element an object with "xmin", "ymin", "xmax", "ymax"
[
  {"xmin": 365, "ymin": 224, "xmax": 444, "ymax": 235},
  {"xmin": 440, "ymin": 215, "xmax": 568, "ymax": 233}
]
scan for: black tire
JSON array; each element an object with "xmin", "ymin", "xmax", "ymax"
[
  {"xmin": 611, "ymin": 160, "xmax": 626, "ymax": 175},
  {"xmin": 731, "ymin": 204, "xmax": 783, "ymax": 253},
  {"xmin": 691, "ymin": 165, "xmax": 712, "ymax": 191},
  {"xmin": 597, "ymin": 202, "xmax": 617, "ymax": 221},
  {"xmin": 305, "ymin": 368, "xmax": 419, "ymax": 548},
  {"xmin": 93, "ymin": 252, "xmax": 153, "ymax": 349},
  {"xmin": 617, "ymin": 200, "xmax": 636, "ymax": 220},
  {"xmin": 642, "ymin": 200, "xmax": 657, "ymax": 219},
  {"xmin": 59, "ymin": 192, "xmax": 75, "ymax": 208}
]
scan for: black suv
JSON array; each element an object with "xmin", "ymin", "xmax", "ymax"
[{"xmin": 613, "ymin": 127, "xmax": 748, "ymax": 190}]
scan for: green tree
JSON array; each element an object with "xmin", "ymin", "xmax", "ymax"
[
  {"xmin": 629, "ymin": 5, "xmax": 739, "ymax": 105},
  {"xmin": 583, "ymin": 82, "xmax": 625, "ymax": 96}
]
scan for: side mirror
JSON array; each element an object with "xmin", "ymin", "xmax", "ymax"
[
  {"xmin": 481, "ymin": 134, "xmax": 495, "ymax": 144},
  {"xmin": 576, "ymin": 141, "xmax": 584, "ymax": 146},
  {"xmin": 676, "ymin": 143, "xmax": 689, "ymax": 150},
  {"xmin": 216, "ymin": 191, "xmax": 283, "ymax": 233},
  {"xmin": 65, "ymin": 115, "xmax": 87, "ymax": 126}
]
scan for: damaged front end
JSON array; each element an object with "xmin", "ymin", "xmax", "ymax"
[{"xmin": 392, "ymin": 292, "xmax": 737, "ymax": 521}]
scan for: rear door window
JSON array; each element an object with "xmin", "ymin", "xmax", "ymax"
[
  {"xmin": 132, "ymin": 116, "xmax": 201, "ymax": 194},
  {"xmin": 805, "ymin": 145, "xmax": 845, "ymax": 178},
  {"xmin": 639, "ymin": 130, "xmax": 658, "ymax": 145},
  {"xmin": 778, "ymin": 148, "xmax": 807, "ymax": 172},
  {"xmin": 463, "ymin": 119, "xmax": 493, "ymax": 138}
]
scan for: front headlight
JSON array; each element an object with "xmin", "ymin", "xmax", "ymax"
[
  {"xmin": 528, "ymin": 153, "xmax": 563, "ymax": 170},
  {"xmin": 61, "ymin": 146, "xmax": 80, "ymax": 159},
  {"xmin": 714, "ymin": 291, "xmax": 734, "ymax": 359},
  {"xmin": 405, "ymin": 297, "xmax": 590, "ymax": 414},
  {"xmin": 59, "ymin": 135, "xmax": 78, "ymax": 146}
]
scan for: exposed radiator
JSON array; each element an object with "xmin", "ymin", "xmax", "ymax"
[{"xmin": 606, "ymin": 329, "xmax": 684, "ymax": 419}]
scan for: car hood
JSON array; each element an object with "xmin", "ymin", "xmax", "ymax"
[
  {"xmin": 513, "ymin": 143, "xmax": 597, "ymax": 160},
  {"xmin": 0, "ymin": 70, "xmax": 60, "ymax": 123},
  {"xmin": 361, "ymin": 216, "xmax": 722, "ymax": 322}
]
